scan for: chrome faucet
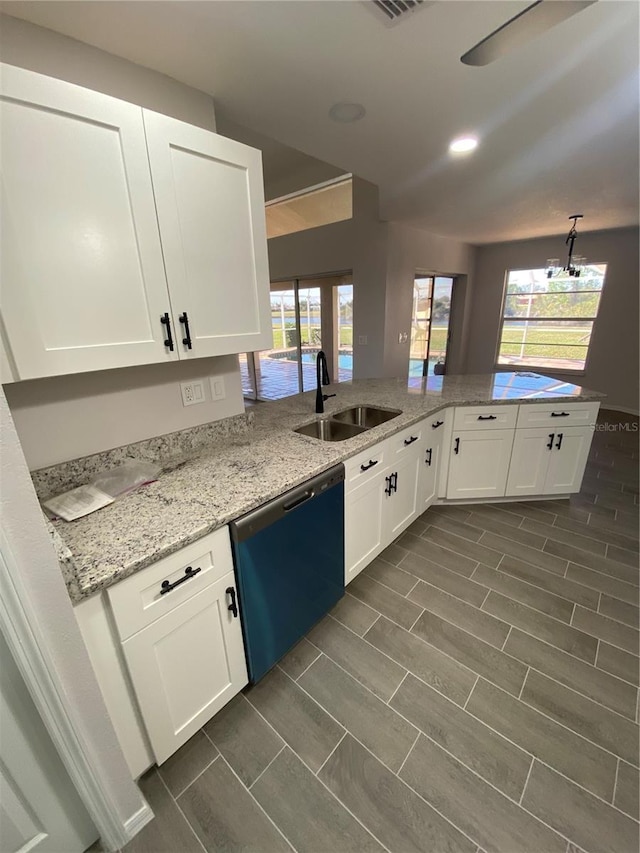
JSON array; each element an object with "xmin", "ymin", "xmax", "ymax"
[{"xmin": 315, "ymin": 351, "xmax": 336, "ymax": 413}]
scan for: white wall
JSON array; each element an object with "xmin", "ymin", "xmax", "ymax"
[
  {"xmin": 466, "ymin": 227, "xmax": 639, "ymax": 413},
  {"xmin": 4, "ymin": 356, "xmax": 244, "ymax": 470},
  {"xmin": 0, "ymin": 388, "xmax": 148, "ymax": 835},
  {"xmin": 0, "ymin": 14, "xmax": 216, "ymax": 130}
]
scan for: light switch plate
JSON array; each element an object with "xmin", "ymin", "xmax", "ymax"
[
  {"xmin": 210, "ymin": 376, "xmax": 226, "ymax": 401},
  {"xmin": 180, "ymin": 380, "xmax": 206, "ymax": 407}
]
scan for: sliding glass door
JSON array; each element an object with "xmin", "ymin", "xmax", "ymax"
[{"xmin": 409, "ymin": 275, "xmax": 455, "ymax": 379}]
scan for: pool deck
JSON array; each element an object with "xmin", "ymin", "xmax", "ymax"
[{"xmin": 240, "ymin": 355, "xmax": 352, "ymax": 401}]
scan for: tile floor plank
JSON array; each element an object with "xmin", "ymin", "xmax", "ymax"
[
  {"xmin": 472, "ymin": 563, "xmax": 575, "ymax": 621},
  {"xmin": 566, "ymin": 563, "xmax": 639, "ymax": 605},
  {"xmin": 400, "ymin": 552, "xmax": 490, "ymax": 607},
  {"xmin": 349, "ymin": 574, "xmax": 423, "ymax": 630},
  {"xmin": 544, "ymin": 541, "xmax": 639, "ymax": 586},
  {"xmin": 595, "ymin": 642, "xmax": 639, "ymax": 687},
  {"xmin": 361, "ymin": 557, "xmax": 420, "ymax": 595},
  {"xmin": 204, "ymin": 694, "xmax": 284, "ymax": 787},
  {"xmin": 251, "ymin": 747, "xmax": 384, "ymax": 853},
  {"xmin": 124, "ymin": 770, "xmax": 203, "ymax": 853},
  {"xmin": 400, "ymin": 735, "xmax": 566, "ymax": 853},
  {"xmin": 425, "ymin": 514, "xmax": 484, "ymax": 543},
  {"xmin": 614, "ymin": 761, "xmax": 640, "ymax": 821},
  {"xmin": 572, "ymin": 606, "xmax": 639, "ymax": 655},
  {"xmin": 521, "ymin": 517, "xmax": 607, "ymax": 555},
  {"xmin": 391, "ymin": 673, "xmax": 531, "ymax": 800},
  {"xmin": 504, "ymin": 629, "xmax": 638, "ymax": 719},
  {"xmin": 409, "ymin": 582, "xmax": 510, "ymax": 649},
  {"xmin": 329, "ymin": 593, "xmax": 380, "ymax": 636},
  {"xmin": 246, "ymin": 667, "xmax": 344, "ymax": 773},
  {"xmin": 420, "ymin": 526, "xmax": 503, "ymax": 568},
  {"xmin": 157, "ymin": 730, "xmax": 218, "ymax": 797},
  {"xmin": 466, "ymin": 679, "xmax": 618, "ymax": 802},
  {"xmin": 412, "ymin": 610, "xmax": 528, "ymax": 696},
  {"xmin": 465, "ymin": 510, "xmax": 547, "ymax": 549},
  {"xmin": 178, "ymin": 758, "xmax": 293, "ymax": 852},
  {"xmin": 608, "ymin": 544, "xmax": 639, "ymax": 568},
  {"xmin": 308, "ymin": 616, "xmax": 406, "ymax": 701},
  {"xmin": 496, "ymin": 556, "xmax": 600, "ymax": 610},
  {"xmin": 598, "ymin": 594, "xmax": 640, "ymax": 629},
  {"xmin": 553, "ymin": 515, "xmax": 639, "ymax": 554},
  {"xmin": 279, "ymin": 638, "xmax": 321, "ymax": 680},
  {"xmin": 365, "ymin": 616, "xmax": 476, "ymax": 706},
  {"xmin": 521, "ymin": 760, "xmax": 639, "ymax": 853},
  {"xmin": 521, "ymin": 670, "xmax": 640, "ymax": 766},
  {"xmin": 398, "ymin": 532, "xmax": 478, "ymax": 577},
  {"xmin": 479, "ymin": 532, "xmax": 569, "ymax": 576},
  {"xmin": 319, "ymin": 734, "xmax": 476, "ymax": 853},
  {"xmin": 299, "ymin": 654, "xmax": 418, "ymax": 772},
  {"xmin": 482, "ymin": 592, "xmax": 598, "ymax": 663}
]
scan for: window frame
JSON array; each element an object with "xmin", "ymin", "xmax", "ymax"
[{"xmin": 494, "ymin": 263, "xmax": 607, "ymax": 376}]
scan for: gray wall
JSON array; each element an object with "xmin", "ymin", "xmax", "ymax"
[{"xmin": 466, "ymin": 227, "xmax": 639, "ymax": 412}]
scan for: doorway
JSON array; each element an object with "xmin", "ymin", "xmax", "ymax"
[
  {"xmin": 241, "ymin": 274, "xmax": 353, "ymax": 401},
  {"xmin": 409, "ymin": 275, "xmax": 455, "ymax": 379}
]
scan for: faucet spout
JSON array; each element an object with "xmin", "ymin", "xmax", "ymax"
[{"xmin": 315, "ymin": 351, "xmax": 336, "ymax": 413}]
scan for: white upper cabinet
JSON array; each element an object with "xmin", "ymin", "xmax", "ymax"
[
  {"xmin": 0, "ymin": 65, "xmax": 272, "ymax": 380},
  {"xmin": 143, "ymin": 110, "xmax": 273, "ymax": 358},
  {"xmin": 0, "ymin": 64, "xmax": 176, "ymax": 379}
]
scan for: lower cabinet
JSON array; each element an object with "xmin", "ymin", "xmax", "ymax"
[
  {"xmin": 418, "ymin": 412, "xmax": 448, "ymax": 511},
  {"xmin": 345, "ymin": 464, "xmax": 388, "ymax": 585},
  {"xmin": 506, "ymin": 426, "xmax": 593, "ymax": 497},
  {"xmin": 385, "ymin": 445, "xmax": 421, "ymax": 540},
  {"xmin": 446, "ymin": 428, "xmax": 515, "ymax": 500},
  {"xmin": 121, "ymin": 571, "xmax": 247, "ymax": 765}
]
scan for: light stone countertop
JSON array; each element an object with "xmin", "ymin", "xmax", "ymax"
[{"xmin": 48, "ymin": 372, "xmax": 604, "ymax": 603}]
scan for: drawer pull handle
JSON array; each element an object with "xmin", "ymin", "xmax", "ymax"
[
  {"xmin": 477, "ymin": 415, "xmax": 497, "ymax": 421},
  {"xmin": 547, "ymin": 433, "xmax": 555, "ymax": 450},
  {"xmin": 404, "ymin": 435, "xmax": 419, "ymax": 446},
  {"xmin": 425, "ymin": 448, "xmax": 432, "ymax": 466},
  {"xmin": 179, "ymin": 311, "xmax": 193, "ymax": 350},
  {"xmin": 226, "ymin": 586, "xmax": 238, "ymax": 618},
  {"xmin": 454, "ymin": 437, "xmax": 460, "ymax": 455},
  {"xmin": 551, "ymin": 411, "xmax": 570, "ymax": 417},
  {"xmin": 160, "ymin": 312, "xmax": 174, "ymax": 352},
  {"xmin": 555, "ymin": 432, "xmax": 564, "ymax": 450},
  {"xmin": 432, "ymin": 420, "xmax": 444, "ymax": 429},
  {"xmin": 160, "ymin": 565, "xmax": 201, "ymax": 595},
  {"xmin": 360, "ymin": 460, "xmax": 378, "ymax": 472}
]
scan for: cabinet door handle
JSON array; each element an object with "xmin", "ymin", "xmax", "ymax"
[
  {"xmin": 392, "ymin": 472, "xmax": 398, "ymax": 493},
  {"xmin": 547, "ymin": 433, "xmax": 555, "ymax": 450},
  {"xmin": 454, "ymin": 437, "xmax": 460, "ymax": 455},
  {"xmin": 432, "ymin": 420, "xmax": 444, "ymax": 429},
  {"xmin": 555, "ymin": 432, "xmax": 563, "ymax": 450},
  {"xmin": 425, "ymin": 448, "xmax": 432, "ymax": 466},
  {"xmin": 404, "ymin": 435, "xmax": 418, "ymax": 446},
  {"xmin": 360, "ymin": 460, "xmax": 378, "ymax": 472},
  {"xmin": 551, "ymin": 411, "xmax": 570, "ymax": 418},
  {"xmin": 226, "ymin": 586, "xmax": 238, "ymax": 618},
  {"xmin": 384, "ymin": 475, "xmax": 393, "ymax": 497},
  {"xmin": 160, "ymin": 565, "xmax": 201, "ymax": 595},
  {"xmin": 179, "ymin": 312, "xmax": 193, "ymax": 350},
  {"xmin": 160, "ymin": 312, "xmax": 174, "ymax": 352},
  {"xmin": 477, "ymin": 415, "xmax": 497, "ymax": 421}
]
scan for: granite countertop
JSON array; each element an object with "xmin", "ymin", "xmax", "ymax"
[{"xmin": 47, "ymin": 372, "xmax": 604, "ymax": 603}]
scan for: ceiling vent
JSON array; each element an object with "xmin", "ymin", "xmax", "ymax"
[{"xmin": 366, "ymin": 0, "xmax": 433, "ymax": 27}]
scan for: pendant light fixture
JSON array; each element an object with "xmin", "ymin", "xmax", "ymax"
[{"xmin": 546, "ymin": 215, "xmax": 587, "ymax": 279}]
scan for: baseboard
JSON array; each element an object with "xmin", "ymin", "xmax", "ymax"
[
  {"xmin": 600, "ymin": 406, "xmax": 640, "ymax": 417},
  {"xmin": 123, "ymin": 802, "xmax": 155, "ymax": 845},
  {"xmin": 433, "ymin": 495, "xmax": 571, "ymax": 507}
]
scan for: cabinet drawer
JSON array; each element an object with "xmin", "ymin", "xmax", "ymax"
[
  {"xmin": 517, "ymin": 402, "xmax": 600, "ymax": 429},
  {"xmin": 425, "ymin": 409, "xmax": 449, "ymax": 434},
  {"xmin": 108, "ymin": 527, "xmax": 234, "ymax": 641},
  {"xmin": 453, "ymin": 405, "xmax": 518, "ymax": 431},
  {"xmin": 389, "ymin": 422, "xmax": 424, "ymax": 456},
  {"xmin": 344, "ymin": 439, "xmax": 388, "ymax": 493}
]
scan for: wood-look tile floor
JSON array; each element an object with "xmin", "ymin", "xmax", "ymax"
[{"xmin": 124, "ymin": 409, "xmax": 639, "ymax": 853}]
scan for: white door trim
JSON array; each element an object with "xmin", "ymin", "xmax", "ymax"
[{"xmin": 0, "ymin": 531, "xmax": 153, "ymax": 852}]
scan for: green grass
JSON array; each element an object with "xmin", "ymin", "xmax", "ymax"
[
  {"xmin": 499, "ymin": 327, "xmax": 589, "ymax": 359},
  {"xmin": 270, "ymin": 326, "xmax": 352, "ymax": 350}
]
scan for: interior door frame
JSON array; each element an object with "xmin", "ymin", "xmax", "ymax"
[
  {"xmin": 0, "ymin": 532, "xmax": 152, "ymax": 852},
  {"xmin": 413, "ymin": 272, "xmax": 457, "ymax": 377}
]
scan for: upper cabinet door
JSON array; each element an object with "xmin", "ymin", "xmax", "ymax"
[
  {"xmin": 0, "ymin": 65, "xmax": 176, "ymax": 379},
  {"xmin": 143, "ymin": 110, "xmax": 273, "ymax": 358}
]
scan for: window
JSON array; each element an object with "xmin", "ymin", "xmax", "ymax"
[
  {"xmin": 265, "ymin": 177, "xmax": 352, "ymax": 239},
  {"xmin": 496, "ymin": 264, "xmax": 607, "ymax": 372}
]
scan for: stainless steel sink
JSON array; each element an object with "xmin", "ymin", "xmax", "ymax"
[
  {"xmin": 332, "ymin": 406, "xmax": 402, "ymax": 429},
  {"xmin": 294, "ymin": 419, "xmax": 367, "ymax": 442}
]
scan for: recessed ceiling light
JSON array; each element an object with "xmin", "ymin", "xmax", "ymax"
[
  {"xmin": 329, "ymin": 102, "xmax": 366, "ymax": 123},
  {"xmin": 449, "ymin": 135, "xmax": 479, "ymax": 154}
]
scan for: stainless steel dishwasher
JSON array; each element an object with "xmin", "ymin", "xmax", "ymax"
[{"xmin": 229, "ymin": 464, "xmax": 344, "ymax": 683}]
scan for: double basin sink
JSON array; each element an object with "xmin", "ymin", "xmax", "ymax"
[{"xmin": 294, "ymin": 406, "xmax": 402, "ymax": 442}]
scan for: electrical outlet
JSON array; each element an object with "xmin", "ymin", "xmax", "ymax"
[
  {"xmin": 210, "ymin": 376, "xmax": 226, "ymax": 401},
  {"xmin": 358, "ymin": 335, "xmax": 368, "ymax": 345},
  {"xmin": 180, "ymin": 380, "xmax": 206, "ymax": 407}
]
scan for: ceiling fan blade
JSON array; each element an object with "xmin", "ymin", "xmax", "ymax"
[{"xmin": 461, "ymin": 0, "xmax": 597, "ymax": 66}]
